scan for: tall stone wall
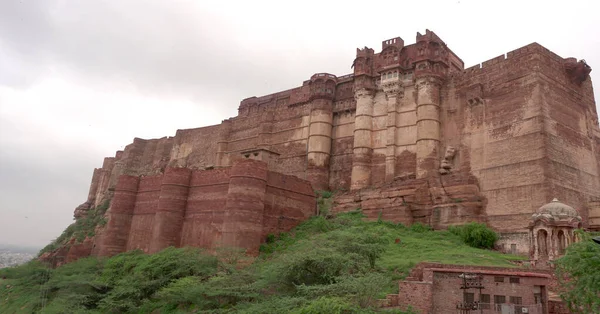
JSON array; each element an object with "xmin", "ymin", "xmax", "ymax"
[
  {"xmin": 69, "ymin": 30, "xmax": 599, "ymax": 260},
  {"xmin": 94, "ymin": 159, "xmax": 315, "ymax": 257}
]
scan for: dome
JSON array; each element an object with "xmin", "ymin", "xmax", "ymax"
[
  {"xmin": 538, "ymin": 198, "xmax": 579, "ymax": 217},
  {"xmin": 531, "ymin": 198, "xmax": 582, "ymax": 226}
]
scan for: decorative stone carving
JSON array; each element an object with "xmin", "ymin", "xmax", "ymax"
[
  {"xmin": 354, "ymin": 88, "xmax": 373, "ymax": 99},
  {"xmin": 381, "ymin": 80, "xmax": 402, "ymax": 96},
  {"xmin": 564, "ymin": 58, "xmax": 592, "ymax": 85},
  {"xmin": 439, "ymin": 146, "xmax": 456, "ymax": 175}
]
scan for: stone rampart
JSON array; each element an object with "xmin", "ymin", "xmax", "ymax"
[{"xmin": 93, "ymin": 159, "xmax": 315, "ymax": 257}]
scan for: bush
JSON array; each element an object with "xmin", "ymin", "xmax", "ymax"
[
  {"xmin": 409, "ymin": 222, "xmax": 432, "ymax": 233},
  {"xmin": 448, "ymin": 223, "xmax": 498, "ymax": 249}
]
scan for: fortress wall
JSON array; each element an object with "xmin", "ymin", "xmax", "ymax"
[
  {"xmin": 371, "ymin": 91, "xmax": 390, "ymax": 186},
  {"xmin": 95, "ymin": 160, "xmax": 315, "ymax": 257},
  {"xmin": 127, "ymin": 174, "xmax": 162, "ymax": 252},
  {"xmin": 92, "ymin": 157, "xmax": 115, "ymax": 207},
  {"xmin": 149, "ymin": 167, "xmax": 193, "ymax": 253},
  {"xmin": 330, "ymin": 111, "xmax": 355, "ymax": 190},
  {"xmin": 180, "ymin": 168, "xmax": 230, "ymax": 249},
  {"xmin": 97, "ymin": 175, "xmax": 139, "ymax": 257},
  {"xmin": 263, "ymin": 172, "xmax": 315, "ymax": 239},
  {"xmin": 170, "ymin": 125, "xmax": 221, "ymax": 169},
  {"xmin": 450, "ymin": 44, "xmax": 551, "ymax": 232},
  {"xmin": 534, "ymin": 50, "xmax": 600, "ymax": 224},
  {"xmin": 395, "ymin": 83, "xmax": 418, "ymax": 179}
]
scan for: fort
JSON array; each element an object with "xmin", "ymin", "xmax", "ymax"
[{"xmin": 42, "ymin": 30, "xmax": 600, "ymax": 267}]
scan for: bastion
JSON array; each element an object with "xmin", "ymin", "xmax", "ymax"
[{"xmin": 45, "ymin": 29, "xmax": 600, "ymax": 263}]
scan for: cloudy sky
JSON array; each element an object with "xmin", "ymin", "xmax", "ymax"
[{"xmin": 1, "ymin": 0, "xmax": 599, "ymax": 249}]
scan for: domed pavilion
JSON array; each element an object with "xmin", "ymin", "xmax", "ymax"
[{"xmin": 529, "ymin": 198, "xmax": 582, "ymax": 261}]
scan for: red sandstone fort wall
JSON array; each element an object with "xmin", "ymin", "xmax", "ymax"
[
  {"xmin": 93, "ymin": 159, "xmax": 315, "ymax": 257},
  {"xmin": 69, "ymin": 31, "xmax": 599, "ymax": 262}
]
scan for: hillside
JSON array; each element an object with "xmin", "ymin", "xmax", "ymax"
[{"xmin": 0, "ymin": 210, "xmax": 525, "ymax": 313}]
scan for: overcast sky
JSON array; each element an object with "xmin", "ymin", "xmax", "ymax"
[{"xmin": 1, "ymin": 0, "xmax": 599, "ymax": 249}]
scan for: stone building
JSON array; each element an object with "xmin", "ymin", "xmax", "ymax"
[
  {"xmin": 63, "ymin": 29, "xmax": 599, "ymax": 260},
  {"xmin": 392, "ymin": 263, "xmax": 555, "ymax": 314}
]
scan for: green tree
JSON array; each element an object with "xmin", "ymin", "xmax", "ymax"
[{"xmin": 555, "ymin": 231, "xmax": 600, "ymax": 314}]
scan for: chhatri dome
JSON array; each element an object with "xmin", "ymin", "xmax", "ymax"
[
  {"xmin": 529, "ymin": 198, "xmax": 582, "ymax": 263},
  {"xmin": 531, "ymin": 198, "xmax": 582, "ymax": 224}
]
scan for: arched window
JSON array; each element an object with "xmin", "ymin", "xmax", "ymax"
[{"xmin": 537, "ymin": 229, "xmax": 548, "ymax": 258}]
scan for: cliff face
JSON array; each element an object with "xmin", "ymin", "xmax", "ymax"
[{"xmin": 41, "ymin": 30, "xmax": 600, "ymax": 264}]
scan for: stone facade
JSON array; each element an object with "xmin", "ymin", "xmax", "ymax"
[
  {"xmin": 91, "ymin": 159, "xmax": 314, "ymax": 258},
  {"xmin": 391, "ymin": 263, "xmax": 554, "ymax": 314},
  {"xmin": 66, "ymin": 29, "xmax": 598, "ymax": 259}
]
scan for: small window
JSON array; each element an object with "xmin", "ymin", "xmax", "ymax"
[
  {"xmin": 480, "ymin": 294, "xmax": 491, "ymax": 309},
  {"xmin": 494, "ymin": 276, "xmax": 504, "ymax": 283},
  {"xmin": 534, "ymin": 293, "xmax": 542, "ymax": 304},
  {"xmin": 509, "ymin": 277, "xmax": 520, "ymax": 284},
  {"xmin": 494, "ymin": 295, "xmax": 506, "ymax": 304},
  {"xmin": 510, "ymin": 296, "xmax": 522, "ymax": 304},
  {"xmin": 465, "ymin": 292, "xmax": 474, "ymax": 303},
  {"xmin": 494, "ymin": 295, "xmax": 506, "ymax": 311}
]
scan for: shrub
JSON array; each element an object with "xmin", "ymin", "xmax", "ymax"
[
  {"xmin": 409, "ymin": 222, "xmax": 432, "ymax": 233},
  {"xmin": 293, "ymin": 296, "xmax": 353, "ymax": 314},
  {"xmin": 448, "ymin": 222, "xmax": 498, "ymax": 249}
]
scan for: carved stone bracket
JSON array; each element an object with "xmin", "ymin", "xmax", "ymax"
[
  {"xmin": 439, "ymin": 146, "xmax": 456, "ymax": 175},
  {"xmin": 381, "ymin": 80, "xmax": 403, "ymax": 98},
  {"xmin": 354, "ymin": 88, "xmax": 373, "ymax": 100}
]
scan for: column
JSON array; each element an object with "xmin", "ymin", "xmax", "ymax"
[
  {"xmin": 547, "ymin": 229, "xmax": 555, "ymax": 260},
  {"xmin": 221, "ymin": 159, "xmax": 268, "ymax": 254},
  {"xmin": 351, "ymin": 88, "xmax": 374, "ymax": 190},
  {"xmin": 382, "ymin": 81, "xmax": 402, "ymax": 183},
  {"xmin": 98, "ymin": 175, "xmax": 139, "ymax": 257},
  {"xmin": 415, "ymin": 76, "xmax": 442, "ymax": 179},
  {"xmin": 149, "ymin": 167, "xmax": 192, "ymax": 253},
  {"xmin": 307, "ymin": 99, "xmax": 333, "ymax": 191},
  {"xmin": 532, "ymin": 229, "xmax": 539, "ymax": 261}
]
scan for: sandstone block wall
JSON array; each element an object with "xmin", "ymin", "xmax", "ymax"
[
  {"xmin": 71, "ymin": 30, "xmax": 599, "ymax": 260},
  {"xmin": 95, "ymin": 159, "xmax": 315, "ymax": 257},
  {"xmin": 397, "ymin": 263, "xmax": 552, "ymax": 314}
]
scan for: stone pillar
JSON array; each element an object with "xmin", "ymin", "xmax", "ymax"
[
  {"xmin": 532, "ymin": 229, "xmax": 539, "ymax": 261},
  {"xmin": 351, "ymin": 88, "xmax": 374, "ymax": 190},
  {"xmin": 548, "ymin": 229, "xmax": 555, "ymax": 260},
  {"xmin": 221, "ymin": 159, "xmax": 268, "ymax": 254},
  {"xmin": 98, "ymin": 175, "xmax": 139, "ymax": 257},
  {"xmin": 149, "ymin": 167, "xmax": 192, "ymax": 253},
  {"xmin": 307, "ymin": 99, "xmax": 333, "ymax": 191},
  {"xmin": 415, "ymin": 76, "xmax": 442, "ymax": 179},
  {"xmin": 215, "ymin": 119, "xmax": 232, "ymax": 168},
  {"xmin": 382, "ymin": 81, "xmax": 402, "ymax": 183}
]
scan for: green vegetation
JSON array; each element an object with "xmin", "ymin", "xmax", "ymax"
[
  {"xmin": 38, "ymin": 201, "xmax": 110, "ymax": 256},
  {"xmin": 1, "ymin": 210, "xmax": 524, "ymax": 313},
  {"xmin": 448, "ymin": 222, "xmax": 499, "ymax": 249},
  {"xmin": 315, "ymin": 190, "xmax": 334, "ymax": 217},
  {"xmin": 555, "ymin": 230, "xmax": 600, "ymax": 314}
]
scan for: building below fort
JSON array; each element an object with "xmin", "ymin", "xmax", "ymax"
[{"xmin": 44, "ymin": 29, "xmax": 600, "ymax": 265}]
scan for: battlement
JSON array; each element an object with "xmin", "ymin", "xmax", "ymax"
[
  {"xmin": 382, "ymin": 36, "xmax": 404, "ymax": 51},
  {"xmin": 416, "ymin": 29, "xmax": 445, "ymax": 45}
]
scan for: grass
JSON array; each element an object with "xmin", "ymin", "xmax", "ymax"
[{"xmin": 1, "ymin": 209, "xmax": 526, "ymax": 313}]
